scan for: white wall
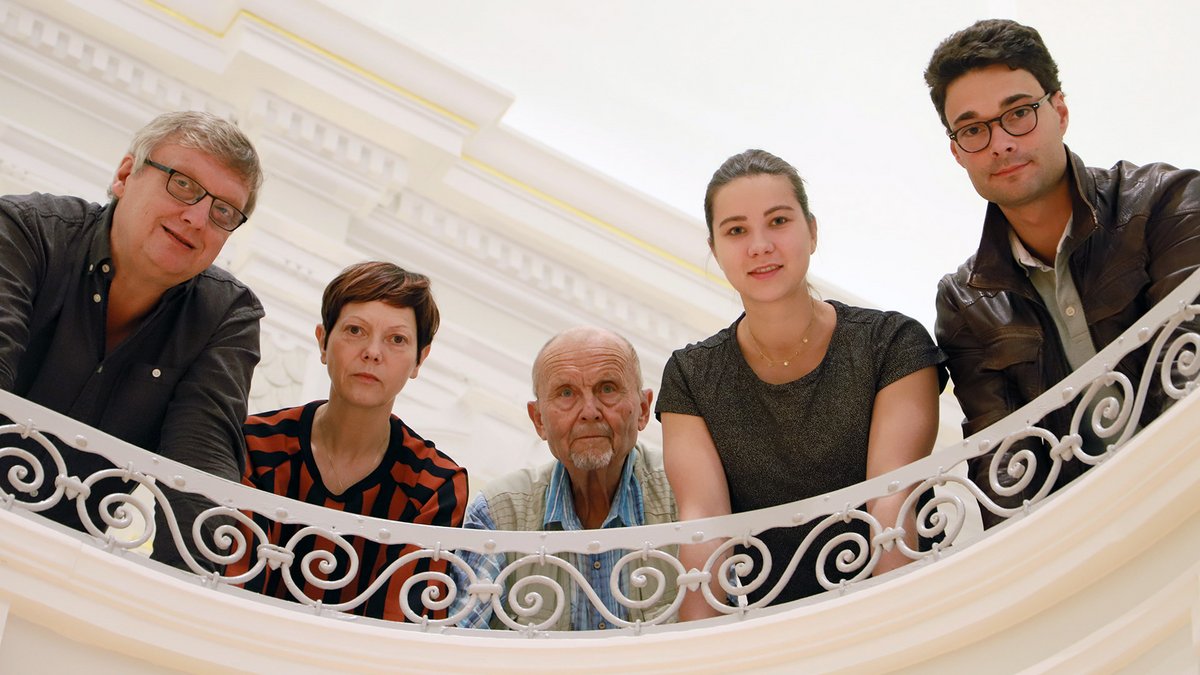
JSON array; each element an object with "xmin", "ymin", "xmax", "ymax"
[{"xmin": 360, "ymin": 0, "xmax": 1200, "ymax": 330}]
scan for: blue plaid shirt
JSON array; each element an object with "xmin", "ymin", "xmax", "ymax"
[{"xmin": 453, "ymin": 448, "xmax": 645, "ymax": 630}]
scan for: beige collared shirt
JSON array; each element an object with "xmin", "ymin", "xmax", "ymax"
[
  {"xmin": 1010, "ymin": 221, "xmax": 1122, "ymax": 454},
  {"xmin": 1008, "ymin": 219, "xmax": 1098, "ymax": 371}
]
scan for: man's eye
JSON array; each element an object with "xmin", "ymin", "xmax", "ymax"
[
  {"xmin": 1009, "ymin": 106, "xmax": 1033, "ymax": 120},
  {"xmin": 959, "ymin": 124, "xmax": 985, "ymax": 138},
  {"xmin": 558, "ymin": 388, "xmax": 574, "ymax": 398},
  {"xmin": 172, "ymin": 175, "xmax": 198, "ymax": 193},
  {"xmin": 212, "ymin": 201, "xmax": 235, "ymax": 219}
]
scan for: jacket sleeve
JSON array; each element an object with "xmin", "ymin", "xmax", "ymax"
[
  {"xmin": 936, "ymin": 276, "xmax": 1040, "ymax": 527},
  {"xmin": 1145, "ymin": 167, "xmax": 1200, "ymax": 303},
  {"xmin": 0, "ymin": 198, "xmax": 45, "ymax": 390},
  {"xmin": 935, "ymin": 277, "xmax": 1014, "ymax": 437},
  {"xmin": 151, "ymin": 292, "xmax": 263, "ymax": 570}
]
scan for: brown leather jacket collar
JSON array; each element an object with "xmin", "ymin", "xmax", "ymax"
[{"xmin": 965, "ymin": 145, "xmax": 1097, "ymax": 294}]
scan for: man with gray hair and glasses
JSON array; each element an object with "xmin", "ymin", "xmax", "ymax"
[
  {"xmin": 925, "ymin": 20, "xmax": 1200, "ymax": 523},
  {"xmin": 0, "ymin": 111, "xmax": 265, "ymax": 568}
]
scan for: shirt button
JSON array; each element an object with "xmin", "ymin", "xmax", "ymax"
[
  {"xmin": 96, "ymin": 365, "xmax": 103, "ymax": 374},
  {"xmin": 1065, "ymin": 306, "xmax": 1077, "ymax": 317},
  {"xmin": 88, "ymin": 264, "xmax": 94, "ymax": 272},
  {"xmin": 151, "ymin": 368, "xmax": 162, "ymax": 378},
  {"xmin": 597, "ymin": 622, "xmax": 606, "ymax": 630},
  {"xmin": 593, "ymin": 560, "xmax": 602, "ymax": 570},
  {"xmin": 92, "ymin": 293, "xmax": 102, "ymax": 303},
  {"xmin": 101, "ymin": 263, "xmax": 111, "ymax": 274}
]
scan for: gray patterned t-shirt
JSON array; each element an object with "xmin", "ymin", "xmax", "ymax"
[{"xmin": 656, "ymin": 300, "xmax": 944, "ymax": 603}]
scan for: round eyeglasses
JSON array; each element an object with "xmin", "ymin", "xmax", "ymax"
[
  {"xmin": 143, "ymin": 159, "xmax": 248, "ymax": 232},
  {"xmin": 948, "ymin": 92, "xmax": 1055, "ymax": 153}
]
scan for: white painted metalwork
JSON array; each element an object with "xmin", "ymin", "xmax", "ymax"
[{"xmin": 1, "ymin": 270, "xmax": 1198, "ymax": 634}]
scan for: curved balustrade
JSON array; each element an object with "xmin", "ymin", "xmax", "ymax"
[{"xmin": 2, "ymin": 271, "xmax": 1199, "ymax": 636}]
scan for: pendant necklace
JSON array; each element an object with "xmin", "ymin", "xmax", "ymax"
[{"xmin": 746, "ymin": 297, "xmax": 818, "ymax": 367}]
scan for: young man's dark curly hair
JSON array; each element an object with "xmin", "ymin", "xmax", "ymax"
[{"xmin": 924, "ymin": 19, "xmax": 1062, "ymax": 130}]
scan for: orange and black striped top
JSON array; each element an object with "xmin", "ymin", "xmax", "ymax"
[{"xmin": 230, "ymin": 401, "xmax": 468, "ymax": 622}]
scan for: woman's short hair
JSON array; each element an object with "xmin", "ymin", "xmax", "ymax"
[{"xmin": 321, "ymin": 261, "xmax": 440, "ymax": 362}]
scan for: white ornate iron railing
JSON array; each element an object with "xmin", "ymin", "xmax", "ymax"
[{"xmin": 1, "ymin": 269, "xmax": 1198, "ymax": 635}]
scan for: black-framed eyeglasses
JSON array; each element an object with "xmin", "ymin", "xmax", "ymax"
[
  {"xmin": 143, "ymin": 159, "xmax": 248, "ymax": 232},
  {"xmin": 948, "ymin": 92, "xmax": 1055, "ymax": 153}
]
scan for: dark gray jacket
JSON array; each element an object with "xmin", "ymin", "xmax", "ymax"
[{"xmin": 0, "ymin": 192, "xmax": 263, "ymax": 567}]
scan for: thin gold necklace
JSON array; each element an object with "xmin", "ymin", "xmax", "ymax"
[
  {"xmin": 746, "ymin": 297, "xmax": 818, "ymax": 367},
  {"xmin": 320, "ymin": 446, "xmax": 348, "ymax": 493},
  {"xmin": 316, "ymin": 442, "xmax": 387, "ymax": 493},
  {"xmin": 312, "ymin": 418, "xmax": 388, "ymax": 493}
]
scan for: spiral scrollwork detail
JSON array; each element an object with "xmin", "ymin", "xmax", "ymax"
[{"xmin": 0, "ymin": 278, "xmax": 1198, "ymax": 633}]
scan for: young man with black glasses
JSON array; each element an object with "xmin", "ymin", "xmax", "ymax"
[
  {"xmin": 0, "ymin": 111, "xmax": 265, "ymax": 567},
  {"xmin": 925, "ymin": 19, "xmax": 1200, "ymax": 523}
]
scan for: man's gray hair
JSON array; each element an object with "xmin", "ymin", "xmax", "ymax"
[{"xmin": 110, "ymin": 110, "xmax": 263, "ymax": 216}]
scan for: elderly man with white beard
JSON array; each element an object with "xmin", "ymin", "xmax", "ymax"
[{"xmin": 452, "ymin": 326, "xmax": 677, "ymax": 631}]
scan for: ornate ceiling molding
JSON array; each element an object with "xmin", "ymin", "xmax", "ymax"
[
  {"xmin": 0, "ymin": 0, "xmax": 231, "ymax": 119},
  {"xmin": 0, "ymin": 0, "xmax": 753, "ymax": 483}
]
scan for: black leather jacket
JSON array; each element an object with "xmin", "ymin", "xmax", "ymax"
[{"xmin": 936, "ymin": 148, "xmax": 1200, "ymax": 512}]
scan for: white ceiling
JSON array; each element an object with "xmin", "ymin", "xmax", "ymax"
[{"xmin": 350, "ymin": 0, "xmax": 1200, "ymax": 330}]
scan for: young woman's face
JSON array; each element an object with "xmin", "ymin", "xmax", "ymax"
[
  {"xmin": 709, "ymin": 174, "xmax": 816, "ymax": 305},
  {"xmin": 316, "ymin": 300, "xmax": 428, "ymax": 412}
]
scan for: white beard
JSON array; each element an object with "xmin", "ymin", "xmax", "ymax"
[{"xmin": 570, "ymin": 447, "xmax": 614, "ymax": 472}]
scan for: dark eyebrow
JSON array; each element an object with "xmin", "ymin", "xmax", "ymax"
[
  {"xmin": 951, "ymin": 92, "xmax": 1038, "ymax": 126},
  {"xmin": 717, "ymin": 214, "xmax": 746, "ymax": 229},
  {"xmin": 718, "ymin": 205, "xmax": 795, "ymax": 230}
]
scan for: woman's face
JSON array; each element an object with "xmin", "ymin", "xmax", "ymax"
[
  {"xmin": 709, "ymin": 174, "xmax": 816, "ymax": 305},
  {"xmin": 316, "ymin": 300, "xmax": 429, "ymax": 412}
]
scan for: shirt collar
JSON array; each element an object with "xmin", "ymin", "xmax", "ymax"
[
  {"xmin": 86, "ymin": 202, "xmax": 116, "ymax": 276},
  {"xmin": 1008, "ymin": 214, "xmax": 1074, "ymax": 274},
  {"xmin": 542, "ymin": 445, "xmax": 645, "ymax": 531}
]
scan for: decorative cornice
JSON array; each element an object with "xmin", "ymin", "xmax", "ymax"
[
  {"xmin": 144, "ymin": 0, "xmax": 511, "ymax": 130},
  {"xmin": 127, "ymin": 0, "xmax": 738, "ymax": 309},
  {"xmin": 364, "ymin": 187, "xmax": 706, "ymax": 356},
  {"xmin": 8, "ymin": 0, "xmax": 741, "ymax": 322},
  {"xmin": 249, "ymin": 94, "xmax": 408, "ymax": 187},
  {"xmin": 0, "ymin": 0, "xmax": 229, "ymax": 118},
  {"xmin": 0, "ymin": 4, "xmax": 409, "ymax": 200}
]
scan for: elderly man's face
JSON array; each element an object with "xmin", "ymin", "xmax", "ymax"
[{"xmin": 528, "ymin": 332, "xmax": 652, "ymax": 474}]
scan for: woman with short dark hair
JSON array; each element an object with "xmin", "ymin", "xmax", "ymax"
[{"xmin": 230, "ymin": 261, "xmax": 467, "ymax": 622}]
